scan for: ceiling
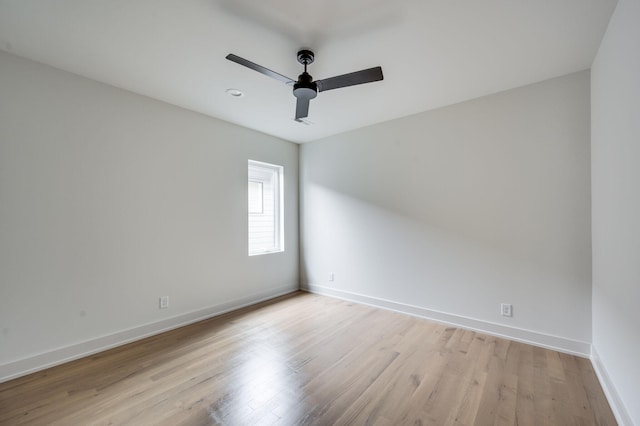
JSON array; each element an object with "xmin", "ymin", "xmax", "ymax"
[{"xmin": 0, "ymin": 0, "xmax": 617, "ymax": 143}]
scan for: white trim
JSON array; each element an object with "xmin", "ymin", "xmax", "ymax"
[
  {"xmin": 591, "ymin": 346, "xmax": 634, "ymax": 426},
  {"xmin": 302, "ymin": 283, "xmax": 591, "ymax": 357},
  {"xmin": 0, "ymin": 285, "xmax": 298, "ymax": 384}
]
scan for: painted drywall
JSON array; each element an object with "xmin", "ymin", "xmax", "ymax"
[
  {"xmin": 591, "ymin": 0, "xmax": 640, "ymax": 423},
  {"xmin": 300, "ymin": 71, "xmax": 592, "ymax": 352},
  {"xmin": 0, "ymin": 51, "xmax": 299, "ymax": 375}
]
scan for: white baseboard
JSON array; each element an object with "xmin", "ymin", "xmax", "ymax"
[
  {"xmin": 303, "ymin": 283, "xmax": 591, "ymax": 357},
  {"xmin": 591, "ymin": 346, "xmax": 634, "ymax": 426},
  {"xmin": 0, "ymin": 285, "xmax": 298, "ymax": 384}
]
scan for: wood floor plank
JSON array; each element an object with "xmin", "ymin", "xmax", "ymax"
[
  {"xmin": 0, "ymin": 292, "xmax": 617, "ymax": 425},
  {"xmin": 515, "ymin": 342, "xmax": 536, "ymax": 426}
]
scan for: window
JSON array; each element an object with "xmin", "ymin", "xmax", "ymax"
[{"xmin": 248, "ymin": 160, "xmax": 284, "ymax": 255}]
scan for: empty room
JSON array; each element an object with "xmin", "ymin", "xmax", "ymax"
[{"xmin": 0, "ymin": 0, "xmax": 638, "ymax": 425}]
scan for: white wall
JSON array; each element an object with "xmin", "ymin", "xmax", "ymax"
[
  {"xmin": 301, "ymin": 71, "xmax": 592, "ymax": 354},
  {"xmin": 591, "ymin": 0, "xmax": 640, "ymax": 423},
  {"xmin": 0, "ymin": 51, "xmax": 299, "ymax": 379}
]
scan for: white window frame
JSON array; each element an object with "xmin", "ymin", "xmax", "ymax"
[{"xmin": 248, "ymin": 160, "xmax": 284, "ymax": 256}]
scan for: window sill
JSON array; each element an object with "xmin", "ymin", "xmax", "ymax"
[{"xmin": 249, "ymin": 249, "xmax": 284, "ymax": 257}]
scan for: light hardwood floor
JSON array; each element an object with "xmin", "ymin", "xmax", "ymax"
[{"xmin": 0, "ymin": 292, "xmax": 616, "ymax": 425}]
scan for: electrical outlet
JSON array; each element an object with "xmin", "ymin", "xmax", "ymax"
[
  {"xmin": 159, "ymin": 296, "xmax": 169, "ymax": 309},
  {"xmin": 501, "ymin": 303, "xmax": 512, "ymax": 317},
  {"xmin": 329, "ymin": 273, "xmax": 335, "ymax": 282}
]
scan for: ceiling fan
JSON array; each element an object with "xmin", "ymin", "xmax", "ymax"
[{"xmin": 225, "ymin": 49, "xmax": 383, "ymax": 121}]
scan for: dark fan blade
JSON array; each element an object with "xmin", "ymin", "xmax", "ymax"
[
  {"xmin": 316, "ymin": 66, "xmax": 383, "ymax": 92},
  {"xmin": 225, "ymin": 54, "xmax": 295, "ymax": 85},
  {"xmin": 295, "ymin": 97, "xmax": 310, "ymax": 119}
]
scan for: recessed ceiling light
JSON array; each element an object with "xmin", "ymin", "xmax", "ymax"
[{"xmin": 226, "ymin": 88, "xmax": 244, "ymax": 97}]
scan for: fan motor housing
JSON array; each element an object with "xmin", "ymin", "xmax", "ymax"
[{"xmin": 293, "ymin": 72, "xmax": 317, "ymax": 99}]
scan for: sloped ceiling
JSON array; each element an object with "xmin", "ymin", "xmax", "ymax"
[{"xmin": 0, "ymin": 0, "xmax": 617, "ymax": 143}]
